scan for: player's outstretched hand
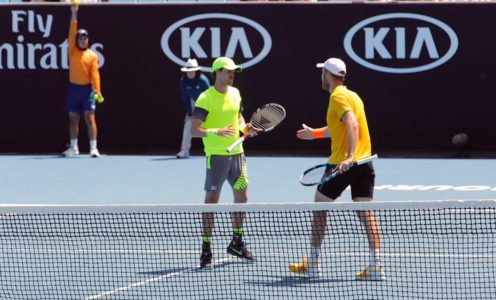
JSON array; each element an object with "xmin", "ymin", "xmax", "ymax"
[{"xmin": 296, "ymin": 124, "xmax": 314, "ymax": 140}]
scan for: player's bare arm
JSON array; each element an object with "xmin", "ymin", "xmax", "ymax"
[
  {"xmin": 337, "ymin": 111, "xmax": 359, "ymax": 172},
  {"xmin": 191, "ymin": 118, "xmax": 236, "ymax": 138}
]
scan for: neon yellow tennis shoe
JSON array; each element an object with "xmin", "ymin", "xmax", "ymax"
[
  {"xmin": 355, "ymin": 265, "xmax": 386, "ymax": 281},
  {"xmin": 289, "ymin": 258, "xmax": 320, "ymax": 278}
]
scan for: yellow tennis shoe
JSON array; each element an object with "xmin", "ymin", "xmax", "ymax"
[
  {"xmin": 289, "ymin": 258, "xmax": 320, "ymax": 278},
  {"xmin": 355, "ymin": 265, "xmax": 386, "ymax": 281}
]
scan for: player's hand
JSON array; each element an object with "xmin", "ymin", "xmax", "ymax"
[
  {"xmin": 71, "ymin": 1, "xmax": 79, "ymax": 13},
  {"xmin": 91, "ymin": 92, "xmax": 105, "ymax": 104},
  {"xmin": 246, "ymin": 123, "xmax": 262, "ymax": 135},
  {"xmin": 335, "ymin": 157, "xmax": 354, "ymax": 174},
  {"xmin": 216, "ymin": 125, "xmax": 236, "ymax": 137},
  {"xmin": 296, "ymin": 123, "xmax": 314, "ymax": 140}
]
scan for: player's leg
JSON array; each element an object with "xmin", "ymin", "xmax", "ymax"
[
  {"xmin": 352, "ymin": 163, "xmax": 385, "ymax": 280},
  {"xmin": 84, "ymin": 111, "xmax": 97, "ymax": 141},
  {"xmin": 63, "ymin": 84, "xmax": 81, "ymax": 157},
  {"xmin": 231, "ymin": 188, "xmax": 247, "ymax": 229},
  {"xmin": 202, "ymin": 191, "xmax": 220, "ymax": 237},
  {"xmin": 354, "ymin": 201, "xmax": 384, "ymax": 281},
  {"xmin": 200, "ymin": 155, "xmax": 229, "ymax": 268},
  {"xmin": 226, "ymin": 154, "xmax": 255, "ymax": 260},
  {"xmin": 69, "ymin": 112, "xmax": 80, "ymax": 141},
  {"xmin": 230, "ymin": 153, "xmax": 248, "ymax": 229},
  {"xmin": 62, "ymin": 112, "xmax": 81, "ymax": 157},
  {"xmin": 289, "ymin": 190, "xmax": 333, "ymax": 278},
  {"xmin": 227, "ymin": 188, "xmax": 255, "ymax": 260},
  {"xmin": 290, "ymin": 167, "xmax": 348, "ymax": 278},
  {"xmin": 82, "ymin": 86, "xmax": 99, "ymax": 157},
  {"xmin": 199, "ymin": 191, "xmax": 220, "ymax": 269},
  {"xmin": 354, "ymin": 198, "xmax": 380, "ymax": 253},
  {"xmin": 84, "ymin": 111, "xmax": 99, "ymax": 157}
]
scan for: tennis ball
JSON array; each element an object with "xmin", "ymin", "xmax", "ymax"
[
  {"xmin": 96, "ymin": 94, "xmax": 104, "ymax": 104},
  {"xmin": 73, "ymin": 0, "xmax": 80, "ymax": 7},
  {"xmin": 452, "ymin": 133, "xmax": 469, "ymax": 147}
]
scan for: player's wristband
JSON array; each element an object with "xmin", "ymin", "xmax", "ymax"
[
  {"xmin": 205, "ymin": 128, "xmax": 219, "ymax": 137},
  {"xmin": 312, "ymin": 128, "xmax": 326, "ymax": 139}
]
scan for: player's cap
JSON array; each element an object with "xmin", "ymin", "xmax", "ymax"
[
  {"xmin": 181, "ymin": 58, "xmax": 202, "ymax": 72},
  {"xmin": 76, "ymin": 29, "xmax": 89, "ymax": 38},
  {"xmin": 316, "ymin": 58, "xmax": 346, "ymax": 77},
  {"xmin": 211, "ymin": 57, "xmax": 242, "ymax": 72}
]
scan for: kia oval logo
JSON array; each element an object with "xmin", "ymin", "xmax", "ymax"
[
  {"xmin": 344, "ymin": 13, "xmax": 458, "ymax": 74},
  {"xmin": 161, "ymin": 13, "xmax": 272, "ymax": 72}
]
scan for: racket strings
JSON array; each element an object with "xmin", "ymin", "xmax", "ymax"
[
  {"xmin": 301, "ymin": 166, "xmax": 329, "ymax": 185},
  {"xmin": 251, "ymin": 106, "xmax": 286, "ymax": 130},
  {"xmin": 300, "ymin": 165, "xmax": 339, "ymax": 186}
]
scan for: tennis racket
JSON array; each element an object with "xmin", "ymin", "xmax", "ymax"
[
  {"xmin": 299, "ymin": 154, "xmax": 378, "ymax": 186},
  {"xmin": 226, "ymin": 103, "xmax": 286, "ymax": 153}
]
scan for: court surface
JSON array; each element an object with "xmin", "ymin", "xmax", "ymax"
[
  {"xmin": 1, "ymin": 154, "xmax": 495, "ymax": 205},
  {"xmin": 1, "ymin": 155, "xmax": 495, "ymax": 299}
]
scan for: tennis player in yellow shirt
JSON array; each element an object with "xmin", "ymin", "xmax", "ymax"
[
  {"xmin": 191, "ymin": 57, "xmax": 256, "ymax": 269},
  {"xmin": 289, "ymin": 58, "xmax": 385, "ymax": 280},
  {"xmin": 62, "ymin": 2, "xmax": 103, "ymax": 158}
]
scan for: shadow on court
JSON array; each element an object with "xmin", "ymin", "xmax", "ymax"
[{"xmin": 245, "ymin": 275, "xmax": 351, "ymax": 287}]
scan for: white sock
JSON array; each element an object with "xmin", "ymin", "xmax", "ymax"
[
  {"xmin": 309, "ymin": 247, "xmax": 320, "ymax": 264},
  {"xmin": 70, "ymin": 139, "xmax": 78, "ymax": 149},
  {"xmin": 370, "ymin": 249, "xmax": 381, "ymax": 267},
  {"xmin": 90, "ymin": 140, "xmax": 97, "ymax": 150}
]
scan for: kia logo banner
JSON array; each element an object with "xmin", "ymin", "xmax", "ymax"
[
  {"xmin": 161, "ymin": 13, "xmax": 272, "ymax": 72},
  {"xmin": 344, "ymin": 13, "xmax": 458, "ymax": 74}
]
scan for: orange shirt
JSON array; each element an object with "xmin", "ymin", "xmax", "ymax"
[
  {"xmin": 68, "ymin": 20, "xmax": 101, "ymax": 94},
  {"xmin": 326, "ymin": 85, "xmax": 372, "ymax": 164}
]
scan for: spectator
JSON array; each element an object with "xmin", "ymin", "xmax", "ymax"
[{"xmin": 176, "ymin": 58, "xmax": 210, "ymax": 159}]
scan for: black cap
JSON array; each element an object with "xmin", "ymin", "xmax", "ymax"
[{"xmin": 77, "ymin": 29, "xmax": 89, "ymax": 37}]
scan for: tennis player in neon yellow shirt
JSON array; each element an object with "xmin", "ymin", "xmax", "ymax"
[
  {"xmin": 191, "ymin": 57, "xmax": 255, "ymax": 269},
  {"xmin": 290, "ymin": 58, "xmax": 385, "ymax": 281}
]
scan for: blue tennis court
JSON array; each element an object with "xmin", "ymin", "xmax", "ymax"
[
  {"xmin": 1, "ymin": 155, "xmax": 495, "ymax": 299},
  {"xmin": 1, "ymin": 155, "xmax": 495, "ymax": 204}
]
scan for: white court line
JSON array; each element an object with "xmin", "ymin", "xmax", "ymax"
[
  {"xmin": 84, "ymin": 256, "xmax": 235, "ymax": 300},
  {"xmin": 323, "ymin": 252, "xmax": 496, "ymax": 259},
  {"xmin": 0, "ymin": 248, "xmax": 199, "ymax": 255}
]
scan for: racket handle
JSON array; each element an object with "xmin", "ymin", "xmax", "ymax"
[
  {"xmin": 226, "ymin": 137, "xmax": 245, "ymax": 153},
  {"xmin": 355, "ymin": 154, "xmax": 378, "ymax": 166}
]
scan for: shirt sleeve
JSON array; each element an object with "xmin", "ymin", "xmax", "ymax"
[
  {"xmin": 192, "ymin": 107, "xmax": 208, "ymax": 121},
  {"xmin": 69, "ymin": 20, "xmax": 77, "ymax": 55},
  {"xmin": 331, "ymin": 92, "xmax": 352, "ymax": 120},
  {"xmin": 90, "ymin": 54, "xmax": 101, "ymax": 94},
  {"xmin": 195, "ymin": 92, "xmax": 208, "ymax": 110}
]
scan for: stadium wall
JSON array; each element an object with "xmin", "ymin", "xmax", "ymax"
[{"xmin": 0, "ymin": 3, "xmax": 494, "ymax": 156}]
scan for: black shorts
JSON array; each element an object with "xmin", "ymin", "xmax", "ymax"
[{"xmin": 317, "ymin": 162, "xmax": 375, "ymax": 200}]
